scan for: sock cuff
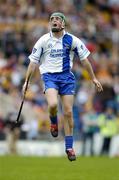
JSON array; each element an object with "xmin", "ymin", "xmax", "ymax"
[
  {"xmin": 65, "ymin": 136, "xmax": 73, "ymax": 150},
  {"xmin": 65, "ymin": 136, "xmax": 73, "ymax": 140},
  {"xmin": 50, "ymin": 115, "xmax": 58, "ymax": 124}
]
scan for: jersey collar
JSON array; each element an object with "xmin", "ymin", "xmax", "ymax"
[{"xmin": 50, "ymin": 30, "xmax": 66, "ymax": 39}]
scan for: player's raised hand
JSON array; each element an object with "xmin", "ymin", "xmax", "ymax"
[{"xmin": 93, "ymin": 78, "xmax": 103, "ymax": 92}]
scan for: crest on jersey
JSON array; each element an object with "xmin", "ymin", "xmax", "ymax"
[
  {"xmin": 80, "ymin": 44, "xmax": 84, "ymax": 50},
  {"xmin": 32, "ymin": 48, "xmax": 37, "ymax": 54},
  {"xmin": 48, "ymin": 43, "xmax": 53, "ymax": 48},
  {"xmin": 64, "ymin": 44, "xmax": 70, "ymax": 50}
]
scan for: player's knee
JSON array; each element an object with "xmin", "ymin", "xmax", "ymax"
[
  {"xmin": 69, "ymin": 121, "xmax": 74, "ymax": 129},
  {"xmin": 49, "ymin": 102, "xmax": 58, "ymax": 114},
  {"xmin": 64, "ymin": 110, "xmax": 72, "ymax": 119}
]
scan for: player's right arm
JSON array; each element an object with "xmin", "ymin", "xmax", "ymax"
[
  {"xmin": 22, "ymin": 36, "xmax": 44, "ymax": 94},
  {"xmin": 22, "ymin": 61, "xmax": 37, "ymax": 94}
]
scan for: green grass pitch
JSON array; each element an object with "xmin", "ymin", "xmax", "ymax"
[{"xmin": 0, "ymin": 156, "xmax": 119, "ymax": 180}]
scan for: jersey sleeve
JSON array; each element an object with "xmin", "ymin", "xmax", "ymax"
[
  {"xmin": 72, "ymin": 36, "xmax": 90, "ymax": 61},
  {"xmin": 28, "ymin": 38, "xmax": 44, "ymax": 64}
]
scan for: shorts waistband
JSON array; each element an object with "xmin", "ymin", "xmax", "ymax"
[{"xmin": 45, "ymin": 70, "xmax": 71, "ymax": 75}]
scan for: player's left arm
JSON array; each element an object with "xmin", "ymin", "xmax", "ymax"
[
  {"xmin": 72, "ymin": 36, "xmax": 103, "ymax": 92},
  {"xmin": 81, "ymin": 58, "xmax": 103, "ymax": 92}
]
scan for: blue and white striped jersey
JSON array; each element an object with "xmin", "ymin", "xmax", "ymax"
[{"xmin": 29, "ymin": 31, "xmax": 90, "ymax": 74}]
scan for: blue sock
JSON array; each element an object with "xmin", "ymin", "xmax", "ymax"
[
  {"xmin": 50, "ymin": 115, "xmax": 58, "ymax": 124},
  {"xmin": 65, "ymin": 136, "xmax": 73, "ymax": 150}
]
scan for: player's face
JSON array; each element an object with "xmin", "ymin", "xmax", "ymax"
[{"xmin": 50, "ymin": 16, "xmax": 64, "ymax": 32}]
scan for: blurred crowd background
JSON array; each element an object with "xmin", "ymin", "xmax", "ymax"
[{"xmin": 0, "ymin": 0, "xmax": 119, "ymax": 156}]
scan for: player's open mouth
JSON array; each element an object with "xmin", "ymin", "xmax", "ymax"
[{"xmin": 53, "ymin": 24, "xmax": 57, "ymax": 27}]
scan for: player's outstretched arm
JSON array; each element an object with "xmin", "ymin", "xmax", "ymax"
[
  {"xmin": 81, "ymin": 58, "xmax": 103, "ymax": 92},
  {"xmin": 22, "ymin": 61, "xmax": 37, "ymax": 95}
]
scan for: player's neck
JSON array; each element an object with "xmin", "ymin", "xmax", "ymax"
[{"xmin": 52, "ymin": 31, "xmax": 64, "ymax": 39}]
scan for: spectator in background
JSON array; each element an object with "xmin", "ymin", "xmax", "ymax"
[
  {"xmin": 4, "ymin": 111, "xmax": 24, "ymax": 154},
  {"xmin": 27, "ymin": 118, "xmax": 39, "ymax": 140},
  {"xmin": 93, "ymin": 80, "xmax": 116, "ymax": 113},
  {"xmin": 98, "ymin": 106, "xmax": 117, "ymax": 155},
  {"xmin": 81, "ymin": 105, "xmax": 99, "ymax": 156},
  {"xmin": 0, "ymin": 112, "xmax": 5, "ymax": 140}
]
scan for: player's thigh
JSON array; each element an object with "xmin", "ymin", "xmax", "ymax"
[
  {"xmin": 60, "ymin": 95, "xmax": 74, "ymax": 112},
  {"xmin": 45, "ymin": 88, "xmax": 58, "ymax": 106}
]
